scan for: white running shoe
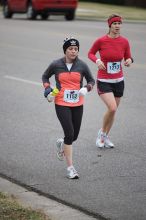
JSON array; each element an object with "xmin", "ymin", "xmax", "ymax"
[
  {"xmin": 67, "ymin": 166, "xmax": 79, "ymax": 179},
  {"xmin": 96, "ymin": 129, "xmax": 105, "ymax": 148},
  {"xmin": 104, "ymin": 135, "xmax": 114, "ymax": 148},
  {"xmin": 56, "ymin": 138, "xmax": 64, "ymax": 161}
]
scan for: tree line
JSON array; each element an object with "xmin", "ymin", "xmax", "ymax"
[{"xmin": 80, "ymin": 0, "xmax": 146, "ymax": 8}]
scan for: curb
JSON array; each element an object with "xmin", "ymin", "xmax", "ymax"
[{"xmin": 0, "ymin": 176, "xmax": 99, "ymax": 220}]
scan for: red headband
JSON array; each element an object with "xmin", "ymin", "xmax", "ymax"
[{"xmin": 108, "ymin": 16, "xmax": 122, "ymax": 27}]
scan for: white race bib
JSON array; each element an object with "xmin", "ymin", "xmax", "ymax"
[
  {"xmin": 64, "ymin": 90, "xmax": 79, "ymax": 103},
  {"xmin": 107, "ymin": 62, "xmax": 121, "ymax": 74}
]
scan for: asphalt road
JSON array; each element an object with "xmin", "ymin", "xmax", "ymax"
[{"xmin": 0, "ymin": 13, "xmax": 146, "ymax": 220}]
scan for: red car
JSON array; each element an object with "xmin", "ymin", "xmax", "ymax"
[{"xmin": 3, "ymin": 0, "xmax": 78, "ymax": 20}]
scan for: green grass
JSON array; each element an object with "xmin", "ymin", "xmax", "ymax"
[
  {"xmin": 0, "ymin": 192, "xmax": 51, "ymax": 220},
  {"xmin": 77, "ymin": 2, "xmax": 146, "ymax": 21}
]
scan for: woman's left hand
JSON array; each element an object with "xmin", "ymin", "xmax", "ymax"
[
  {"xmin": 124, "ymin": 58, "xmax": 132, "ymax": 67},
  {"xmin": 79, "ymin": 87, "xmax": 88, "ymax": 96}
]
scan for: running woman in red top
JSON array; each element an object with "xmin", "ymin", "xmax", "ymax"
[
  {"xmin": 42, "ymin": 37, "xmax": 95, "ymax": 179},
  {"xmin": 88, "ymin": 14, "xmax": 133, "ymax": 148}
]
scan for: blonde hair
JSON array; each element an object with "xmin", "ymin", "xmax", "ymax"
[{"xmin": 108, "ymin": 14, "xmax": 121, "ymax": 20}]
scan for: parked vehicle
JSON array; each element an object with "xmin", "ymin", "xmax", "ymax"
[{"xmin": 3, "ymin": 0, "xmax": 78, "ymax": 20}]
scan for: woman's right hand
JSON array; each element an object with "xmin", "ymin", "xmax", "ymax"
[
  {"xmin": 96, "ymin": 59, "xmax": 106, "ymax": 70},
  {"xmin": 47, "ymin": 94, "xmax": 55, "ymax": 102}
]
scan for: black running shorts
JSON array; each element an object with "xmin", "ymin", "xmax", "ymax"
[{"xmin": 97, "ymin": 80, "xmax": 124, "ymax": 97}]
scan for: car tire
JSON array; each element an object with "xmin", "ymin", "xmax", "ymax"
[
  {"xmin": 3, "ymin": 2, "xmax": 13, "ymax": 18},
  {"xmin": 27, "ymin": 2, "xmax": 36, "ymax": 20},
  {"xmin": 41, "ymin": 13, "xmax": 49, "ymax": 20},
  {"xmin": 65, "ymin": 10, "xmax": 75, "ymax": 21}
]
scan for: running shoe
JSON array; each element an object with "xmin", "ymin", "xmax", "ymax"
[
  {"xmin": 56, "ymin": 138, "xmax": 64, "ymax": 161},
  {"xmin": 96, "ymin": 129, "xmax": 105, "ymax": 148},
  {"xmin": 67, "ymin": 166, "xmax": 79, "ymax": 179},
  {"xmin": 104, "ymin": 135, "xmax": 114, "ymax": 148}
]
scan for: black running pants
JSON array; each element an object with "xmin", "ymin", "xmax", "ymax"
[{"xmin": 55, "ymin": 104, "xmax": 83, "ymax": 145}]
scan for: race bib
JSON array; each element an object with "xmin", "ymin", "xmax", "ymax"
[
  {"xmin": 107, "ymin": 62, "xmax": 121, "ymax": 74},
  {"xmin": 64, "ymin": 90, "xmax": 79, "ymax": 103}
]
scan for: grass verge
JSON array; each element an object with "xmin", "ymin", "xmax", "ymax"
[
  {"xmin": 77, "ymin": 2, "xmax": 146, "ymax": 21},
  {"xmin": 0, "ymin": 192, "xmax": 51, "ymax": 220}
]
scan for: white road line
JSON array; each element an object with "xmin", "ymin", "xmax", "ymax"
[{"xmin": 4, "ymin": 75, "xmax": 42, "ymax": 87}]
